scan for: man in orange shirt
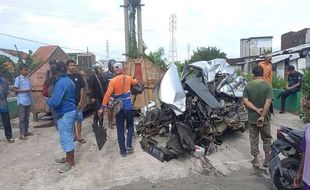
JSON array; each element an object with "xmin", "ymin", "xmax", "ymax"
[
  {"xmin": 258, "ymin": 54, "xmax": 272, "ymax": 85},
  {"xmin": 98, "ymin": 62, "xmax": 137, "ymax": 157}
]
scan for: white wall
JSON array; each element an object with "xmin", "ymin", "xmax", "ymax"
[
  {"xmin": 276, "ymin": 61, "xmax": 285, "ymax": 78},
  {"xmin": 240, "ymin": 37, "xmax": 272, "ymax": 58},
  {"xmin": 297, "ymin": 58, "xmax": 307, "ymax": 73},
  {"xmin": 306, "ymin": 29, "xmax": 310, "ymax": 44}
]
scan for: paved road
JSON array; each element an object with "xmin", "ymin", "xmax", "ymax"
[{"xmin": 0, "ymin": 111, "xmax": 303, "ymax": 190}]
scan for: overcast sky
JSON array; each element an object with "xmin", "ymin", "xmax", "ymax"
[{"xmin": 0, "ymin": 0, "xmax": 309, "ymax": 62}]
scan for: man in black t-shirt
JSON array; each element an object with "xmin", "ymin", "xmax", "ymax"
[
  {"xmin": 66, "ymin": 59, "xmax": 86, "ymax": 143},
  {"xmin": 278, "ymin": 65, "xmax": 303, "ymax": 113}
]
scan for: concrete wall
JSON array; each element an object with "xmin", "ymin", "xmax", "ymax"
[
  {"xmin": 281, "ymin": 28, "xmax": 310, "ymax": 50},
  {"xmin": 240, "ymin": 38, "xmax": 272, "ymax": 58},
  {"xmin": 306, "ymin": 29, "xmax": 310, "ymax": 44}
]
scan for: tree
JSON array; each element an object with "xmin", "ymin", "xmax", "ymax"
[
  {"xmin": 145, "ymin": 47, "xmax": 167, "ymax": 70},
  {"xmin": 189, "ymin": 46, "xmax": 226, "ymax": 63}
]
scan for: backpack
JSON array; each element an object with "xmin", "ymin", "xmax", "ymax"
[{"xmin": 42, "ymin": 84, "xmax": 49, "ymax": 97}]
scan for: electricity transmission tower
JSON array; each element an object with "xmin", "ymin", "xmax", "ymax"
[
  {"xmin": 169, "ymin": 14, "xmax": 177, "ymax": 63},
  {"xmin": 106, "ymin": 40, "xmax": 110, "ymax": 59}
]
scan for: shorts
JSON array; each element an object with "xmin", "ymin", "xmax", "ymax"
[
  {"xmin": 57, "ymin": 110, "xmax": 76, "ymax": 152},
  {"xmin": 75, "ymin": 109, "xmax": 83, "ymax": 123}
]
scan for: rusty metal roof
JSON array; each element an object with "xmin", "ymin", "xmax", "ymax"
[
  {"xmin": 32, "ymin": 45, "xmax": 58, "ymax": 62},
  {"xmin": 0, "ymin": 48, "xmax": 28, "ymax": 59}
]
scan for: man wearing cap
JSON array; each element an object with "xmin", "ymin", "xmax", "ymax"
[
  {"xmin": 277, "ymin": 65, "xmax": 303, "ymax": 113},
  {"xmin": 98, "ymin": 62, "xmax": 138, "ymax": 157},
  {"xmin": 46, "ymin": 61, "xmax": 77, "ymax": 173}
]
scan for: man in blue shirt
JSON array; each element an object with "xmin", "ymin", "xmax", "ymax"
[
  {"xmin": 277, "ymin": 65, "xmax": 303, "ymax": 113},
  {"xmin": 46, "ymin": 61, "xmax": 77, "ymax": 173},
  {"xmin": 13, "ymin": 64, "xmax": 33, "ymax": 140},
  {"xmin": 0, "ymin": 75, "xmax": 14, "ymax": 143}
]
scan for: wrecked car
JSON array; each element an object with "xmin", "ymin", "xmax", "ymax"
[{"xmin": 136, "ymin": 59, "xmax": 248, "ymax": 161}]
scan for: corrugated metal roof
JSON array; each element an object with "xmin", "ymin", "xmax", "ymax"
[
  {"xmin": 286, "ymin": 43, "xmax": 310, "ymax": 53},
  {"xmin": 271, "ymin": 53, "xmax": 300, "ymax": 64},
  {"xmin": 0, "ymin": 48, "xmax": 28, "ymax": 59},
  {"xmin": 32, "ymin": 45, "xmax": 58, "ymax": 62},
  {"xmin": 0, "ymin": 50, "xmax": 19, "ymax": 63},
  {"xmin": 271, "ymin": 54, "xmax": 290, "ymax": 64}
]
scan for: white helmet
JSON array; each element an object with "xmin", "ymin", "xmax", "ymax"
[
  {"xmin": 93, "ymin": 62, "xmax": 104, "ymax": 69},
  {"xmin": 113, "ymin": 62, "xmax": 123, "ymax": 70}
]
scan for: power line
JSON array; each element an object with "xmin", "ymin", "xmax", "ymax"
[{"xmin": 0, "ymin": 32, "xmax": 105, "ymax": 56}]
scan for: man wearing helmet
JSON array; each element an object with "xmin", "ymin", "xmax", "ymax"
[
  {"xmin": 102, "ymin": 59, "xmax": 116, "ymax": 129},
  {"xmin": 98, "ymin": 62, "xmax": 138, "ymax": 157},
  {"xmin": 89, "ymin": 62, "xmax": 106, "ymax": 125}
]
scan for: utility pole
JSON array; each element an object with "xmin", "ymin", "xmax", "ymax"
[
  {"xmin": 169, "ymin": 14, "xmax": 177, "ymax": 64},
  {"xmin": 121, "ymin": 0, "xmax": 129, "ymax": 61},
  {"xmin": 121, "ymin": 0, "xmax": 144, "ymax": 60},
  {"xmin": 106, "ymin": 40, "xmax": 110, "ymax": 60},
  {"xmin": 137, "ymin": 1, "xmax": 144, "ymax": 56}
]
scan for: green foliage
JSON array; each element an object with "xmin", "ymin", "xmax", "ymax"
[
  {"xmin": 236, "ymin": 70, "xmax": 243, "ymax": 76},
  {"xmin": 128, "ymin": 38, "xmax": 138, "ymax": 59},
  {"xmin": 29, "ymin": 60, "xmax": 41, "ymax": 70},
  {"xmin": 301, "ymin": 68, "xmax": 310, "ymax": 96},
  {"xmin": 0, "ymin": 56, "xmax": 10, "ymax": 73},
  {"xmin": 189, "ymin": 46, "xmax": 226, "ymax": 63},
  {"xmin": 272, "ymin": 74, "xmax": 287, "ymax": 89},
  {"xmin": 174, "ymin": 61, "xmax": 184, "ymax": 76},
  {"xmin": 145, "ymin": 47, "xmax": 167, "ymax": 70},
  {"xmin": 0, "ymin": 56, "xmax": 16, "ymax": 84},
  {"xmin": 242, "ymin": 72, "xmax": 253, "ymax": 82}
]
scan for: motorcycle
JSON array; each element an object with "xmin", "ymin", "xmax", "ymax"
[
  {"xmin": 136, "ymin": 59, "xmax": 248, "ymax": 160},
  {"xmin": 269, "ymin": 126, "xmax": 304, "ymax": 190}
]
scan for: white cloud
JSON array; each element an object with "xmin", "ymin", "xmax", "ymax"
[{"xmin": 0, "ymin": 0, "xmax": 309, "ymax": 61}]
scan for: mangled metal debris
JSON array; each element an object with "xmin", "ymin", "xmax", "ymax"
[{"xmin": 136, "ymin": 59, "xmax": 248, "ymax": 161}]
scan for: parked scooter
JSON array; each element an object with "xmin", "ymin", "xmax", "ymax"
[{"xmin": 269, "ymin": 126, "xmax": 304, "ymax": 190}]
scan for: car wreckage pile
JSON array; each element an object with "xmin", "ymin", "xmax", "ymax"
[{"xmin": 136, "ymin": 59, "xmax": 248, "ymax": 162}]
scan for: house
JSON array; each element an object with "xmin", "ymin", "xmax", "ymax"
[
  {"xmin": 0, "ymin": 48, "xmax": 28, "ymax": 60},
  {"xmin": 281, "ymin": 28, "xmax": 310, "ymax": 50},
  {"xmin": 0, "ymin": 49, "xmax": 28, "ymax": 84},
  {"xmin": 29, "ymin": 45, "xmax": 70, "ymax": 119},
  {"xmin": 240, "ymin": 36, "xmax": 273, "ymax": 73},
  {"xmin": 226, "ymin": 58, "xmax": 246, "ymax": 72},
  {"xmin": 271, "ymin": 43, "xmax": 310, "ymax": 78},
  {"xmin": 67, "ymin": 52, "xmax": 96, "ymax": 68},
  {"xmin": 240, "ymin": 36, "xmax": 273, "ymax": 58}
]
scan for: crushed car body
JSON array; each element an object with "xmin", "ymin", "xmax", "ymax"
[{"xmin": 136, "ymin": 59, "xmax": 248, "ymax": 161}]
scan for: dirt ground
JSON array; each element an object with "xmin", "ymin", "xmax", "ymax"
[{"xmin": 0, "ymin": 110, "xmax": 305, "ymax": 190}]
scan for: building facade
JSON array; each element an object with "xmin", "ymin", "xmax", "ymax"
[
  {"xmin": 240, "ymin": 36, "xmax": 273, "ymax": 58},
  {"xmin": 281, "ymin": 28, "xmax": 310, "ymax": 50}
]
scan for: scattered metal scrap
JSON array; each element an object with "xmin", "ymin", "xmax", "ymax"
[{"xmin": 136, "ymin": 59, "xmax": 248, "ymax": 161}]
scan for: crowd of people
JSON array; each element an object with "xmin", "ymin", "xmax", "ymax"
[
  {"xmin": 0, "ymin": 56, "xmax": 309, "ymax": 188},
  {"xmin": 0, "ymin": 59, "xmax": 138, "ymax": 173}
]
